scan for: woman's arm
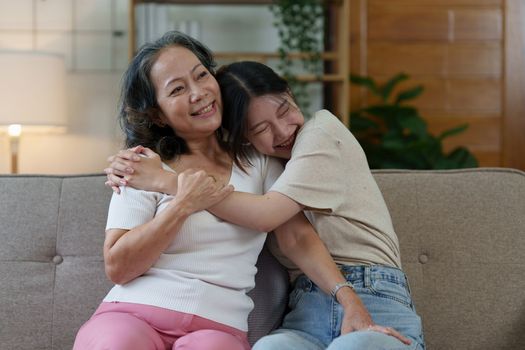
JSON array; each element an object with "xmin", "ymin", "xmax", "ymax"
[
  {"xmin": 104, "ymin": 170, "xmax": 233, "ymax": 284},
  {"xmin": 275, "ymin": 214, "xmax": 412, "ymax": 344},
  {"xmin": 104, "ymin": 147, "xmax": 300, "ymax": 232},
  {"xmin": 105, "ymin": 146, "xmax": 177, "ymax": 194},
  {"xmin": 273, "ymin": 212, "xmax": 349, "ymax": 296},
  {"xmin": 208, "ymin": 191, "xmax": 302, "ymax": 233}
]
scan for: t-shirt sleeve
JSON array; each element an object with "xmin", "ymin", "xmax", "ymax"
[
  {"xmin": 105, "ymin": 186, "xmax": 159, "ymax": 231},
  {"xmin": 269, "ymin": 125, "xmax": 344, "ymax": 212}
]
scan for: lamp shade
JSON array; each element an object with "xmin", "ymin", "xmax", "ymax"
[{"xmin": 0, "ymin": 51, "xmax": 67, "ymax": 133}]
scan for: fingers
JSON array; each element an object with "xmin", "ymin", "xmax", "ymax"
[
  {"xmin": 140, "ymin": 147, "xmax": 158, "ymax": 158},
  {"xmin": 216, "ymin": 183, "xmax": 234, "ymax": 197},
  {"xmin": 105, "ymin": 157, "xmax": 136, "ymax": 175},
  {"xmin": 130, "ymin": 145, "xmax": 145, "ymax": 154},
  {"xmin": 117, "ymin": 149, "xmax": 141, "ymax": 162},
  {"xmin": 366, "ymin": 325, "xmax": 412, "ymax": 345}
]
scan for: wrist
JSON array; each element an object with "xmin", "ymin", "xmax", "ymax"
[
  {"xmin": 167, "ymin": 196, "xmax": 193, "ymax": 219},
  {"xmin": 155, "ymin": 170, "xmax": 178, "ymax": 195},
  {"xmin": 332, "ymin": 282, "xmax": 356, "ymax": 306}
]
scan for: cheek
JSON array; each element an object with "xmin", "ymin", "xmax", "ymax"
[{"xmin": 248, "ymin": 135, "xmax": 274, "ymax": 155}]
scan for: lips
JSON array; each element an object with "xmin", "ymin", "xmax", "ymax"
[
  {"xmin": 275, "ymin": 132, "xmax": 296, "ymax": 149},
  {"xmin": 191, "ymin": 102, "xmax": 214, "ymax": 117}
]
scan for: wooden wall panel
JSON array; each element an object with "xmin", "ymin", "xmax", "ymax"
[
  {"xmin": 368, "ymin": 44, "xmax": 446, "ymax": 75},
  {"xmin": 368, "ymin": 43, "xmax": 501, "ymax": 76},
  {"xmin": 453, "ymin": 9, "xmax": 502, "ymax": 40},
  {"xmin": 367, "ymin": 78, "xmax": 501, "ymax": 114},
  {"xmin": 447, "ymin": 79, "xmax": 501, "ymax": 112},
  {"xmin": 503, "ymin": 0, "xmax": 525, "ymax": 170},
  {"xmin": 370, "ymin": 0, "xmax": 501, "ymax": 5},
  {"xmin": 427, "ymin": 116, "xmax": 501, "ymax": 167},
  {"xmin": 368, "ymin": 6, "xmax": 450, "ymax": 41},
  {"xmin": 349, "ymin": 0, "xmax": 513, "ymax": 168},
  {"xmin": 447, "ymin": 43, "xmax": 501, "ymax": 76}
]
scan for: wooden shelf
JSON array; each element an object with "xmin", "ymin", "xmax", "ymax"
[{"xmin": 128, "ymin": 0, "xmax": 350, "ymax": 125}]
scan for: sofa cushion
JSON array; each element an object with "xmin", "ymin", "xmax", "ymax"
[
  {"xmin": 373, "ymin": 168, "xmax": 525, "ymax": 349},
  {"xmin": 0, "ymin": 174, "xmax": 289, "ymax": 349}
]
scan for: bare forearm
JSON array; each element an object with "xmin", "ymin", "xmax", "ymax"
[
  {"xmin": 209, "ymin": 191, "xmax": 302, "ymax": 232},
  {"xmin": 274, "ymin": 214, "xmax": 367, "ymax": 314},
  {"xmin": 104, "ymin": 200, "xmax": 190, "ymax": 284},
  {"xmin": 274, "ymin": 216, "xmax": 346, "ymax": 295}
]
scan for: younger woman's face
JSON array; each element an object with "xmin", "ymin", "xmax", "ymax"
[{"xmin": 245, "ymin": 94, "xmax": 304, "ymax": 160}]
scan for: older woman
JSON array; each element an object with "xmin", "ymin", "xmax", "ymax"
[{"xmin": 75, "ymin": 32, "xmax": 356, "ymax": 350}]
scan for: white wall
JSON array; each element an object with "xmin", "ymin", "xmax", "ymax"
[
  {"xmin": 0, "ymin": 0, "xmax": 322, "ymax": 174},
  {"xmin": 0, "ymin": 0, "xmax": 127, "ymax": 174}
]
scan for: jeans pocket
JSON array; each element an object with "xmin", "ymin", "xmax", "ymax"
[
  {"xmin": 288, "ymin": 287, "xmax": 303, "ymax": 309},
  {"xmin": 288, "ymin": 277, "xmax": 313, "ymax": 309},
  {"xmin": 368, "ymin": 278, "xmax": 413, "ymax": 309}
]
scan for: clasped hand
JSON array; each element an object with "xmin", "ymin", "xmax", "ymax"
[{"xmin": 104, "ymin": 145, "xmax": 233, "ymax": 212}]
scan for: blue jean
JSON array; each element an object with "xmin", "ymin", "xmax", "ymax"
[{"xmin": 253, "ymin": 265, "xmax": 425, "ymax": 350}]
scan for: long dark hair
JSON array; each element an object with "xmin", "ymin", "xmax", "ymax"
[
  {"xmin": 216, "ymin": 61, "xmax": 292, "ymax": 166},
  {"xmin": 118, "ymin": 31, "xmax": 218, "ymax": 161}
]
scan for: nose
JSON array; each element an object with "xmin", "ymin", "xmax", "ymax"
[
  {"xmin": 273, "ymin": 121, "xmax": 288, "ymax": 141},
  {"xmin": 189, "ymin": 83, "xmax": 206, "ymax": 103}
]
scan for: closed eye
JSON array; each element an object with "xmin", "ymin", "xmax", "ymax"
[{"xmin": 252, "ymin": 124, "xmax": 270, "ymax": 135}]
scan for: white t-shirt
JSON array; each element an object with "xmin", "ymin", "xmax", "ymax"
[
  {"xmin": 269, "ymin": 110, "xmax": 402, "ymax": 281},
  {"xmin": 104, "ymin": 152, "xmax": 283, "ymax": 331}
]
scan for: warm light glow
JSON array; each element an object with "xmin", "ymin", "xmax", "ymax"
[{"xmin": 7, "ymin": 124, "xmax": 22, "ymax": 137}]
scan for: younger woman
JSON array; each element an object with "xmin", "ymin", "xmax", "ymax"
[{"xmin": 106, "ymin": 61, "xmax": 424, "ymax": 349}]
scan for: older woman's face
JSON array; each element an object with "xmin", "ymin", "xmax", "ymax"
[
  {"xmin": 245, "ymin": 94, "xmax": 304, "ymax": 160},
  {"xmin": 150, "ymin": 46, "xmax": 222, "ymax": 141}
]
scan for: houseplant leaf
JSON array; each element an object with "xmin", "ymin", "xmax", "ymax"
[
  {"xmin": 395, "ymin": 85, "xmax": 424, "ymax": 104},
  {"xmin": 380, "ymin": 73, "xmax": 409, "ymax": 102}
]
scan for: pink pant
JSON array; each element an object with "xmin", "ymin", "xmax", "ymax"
[{"xmin": 73, "ymin": 302, "xmax": 250, "ymax": 350}]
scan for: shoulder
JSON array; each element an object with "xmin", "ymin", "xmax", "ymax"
[
  {"xmin": 295, "ymin": 110, "xmax": 348, "ymax": 147},
  {"xmin": 307, "ymin": 109, "xmax": 347, "ymax": 133}
]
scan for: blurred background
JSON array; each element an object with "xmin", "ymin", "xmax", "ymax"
[{"xmin": 0, "ymin": 0, "xmax": 523, "ymax": 174}]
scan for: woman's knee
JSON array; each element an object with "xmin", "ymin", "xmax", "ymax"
[
  {"xmin": 253, "ymin": 331, "xmax": 323, "ymax": 350},
  {"xmin": 73, "ymin": 312, "xmax": 164, "ymax": 350},
  {"xmin": 173, "ymin": 329, "xmax": 248, "ymax": 350}
]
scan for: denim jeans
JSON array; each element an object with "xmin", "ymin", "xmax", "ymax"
[{"xmin": 253, "ymin": 265, "xmax": 425, "ymax": 350}]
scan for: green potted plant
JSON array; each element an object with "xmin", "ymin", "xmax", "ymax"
[
  {"xmin": 350, "ymin": 73, "xmax": 478, "ymax": 169},
  {"xmin": 270, "ymin": 0, "xmax": 324, "ymax": 112}
]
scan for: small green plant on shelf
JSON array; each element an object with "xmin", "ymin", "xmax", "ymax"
[
  {"xmin": 270, "ymin": 0, "xmax": 324, "ymax": 113},
  {"xmin": 350, "ymin": 73, "xmax": 478, "ymax": 170}
]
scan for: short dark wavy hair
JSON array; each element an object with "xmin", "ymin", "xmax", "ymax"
[{"xmin": 118, "ymin": 31, "xmax": 218, "ymax": 161}]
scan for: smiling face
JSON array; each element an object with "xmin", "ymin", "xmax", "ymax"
[
  {"xmin": 150, "ymin": 46, "xmax": 222, "ymax": 141},
  {"xmin": 245, "ymin": 93, "xmax": 305, "ymax": 160}
]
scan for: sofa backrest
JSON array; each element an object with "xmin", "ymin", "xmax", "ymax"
[
  {"xmin": 0, "ymin": 174, "xmax": 289, "ymax": 349},
  {"xmin": 1, "ymin": 168, "xmax": 524, "ymax": 350},
  {"xmin": 373, "ymin": 168, "xmax": 525, "ymax": 350}
]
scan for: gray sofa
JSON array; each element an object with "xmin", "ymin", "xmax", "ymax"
[{"xmin": 1, "ymin": 168, "xmax": 524, "ymax": 350}]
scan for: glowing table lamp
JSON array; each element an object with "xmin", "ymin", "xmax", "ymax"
[{"xmin": 0, "ymin": 52, "xmax": 67, "ymax": 173}]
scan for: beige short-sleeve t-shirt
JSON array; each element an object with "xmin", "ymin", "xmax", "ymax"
[{"xmin": 268, "ymin": 110, "xmax": 402, "ymax": 280}]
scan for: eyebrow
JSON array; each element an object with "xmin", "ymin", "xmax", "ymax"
[{"xmin": 164, "ymin": 63, "xmax": 203, "ymax": 89}]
